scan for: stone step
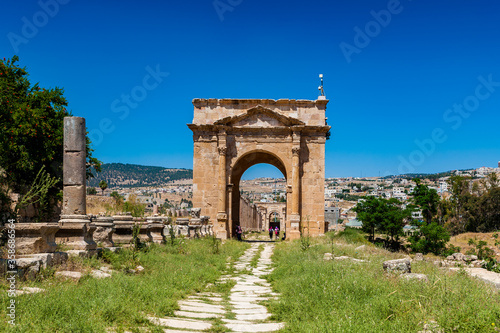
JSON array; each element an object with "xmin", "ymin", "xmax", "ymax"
[
  {"xmin": 179, "ymin": 305, "xmax": 226, "ymax": 314},
  {"xmin": 236, "ymin": 313, "xmax": 271, "ymax": 321},
  {"xmin": 178, "ymin": 301, "xmax": 224, "ymax": 309},
  {"xmin": 222, "ymin": 319, "xmax": 284, "ymax": 332},
  {"xmin": 147, "ymin": 316, "xmax": 212, "ymax": 331},
  {"xmin": 174, "ymin": 310, "xmax": 222, "ymax": 319}
]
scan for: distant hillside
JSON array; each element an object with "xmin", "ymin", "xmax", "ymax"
[
  {"xmin": 87, "ymin": 163, "xmax": 193, "ymax": 188},
  {"xmin": 384, "ymin": 169, "xmax": 474, "ymax": 181}
]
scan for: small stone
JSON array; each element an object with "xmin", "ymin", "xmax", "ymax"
[
  {"xmin": 453, "ymin": 253, "xmax": 465, "ymax": 261},
  {"xmin": 135, "ymin": 265, "xmax": 144, "ymax": 272},
  {"xmin": 55, "ymin": 271, "xmax": 82, "ymax": 281},
  {"xmin": 334, "ymin": 256, "xmax": 350, "ymax": 260},
  {"xmin": 323, "ymin": 253, "xmax": 333, "ymax": 260},
  {"xmin": 401, "ymin": 273, "xmax": 429, "ymax": 282},
  {"xmin": 16, "ymin": 287, "xmax": 45, "ymax": 295},
  {"xmin": 414, "ymin": 253, "xmax": 424, "ymax": 261},
  {"xmin": 91, "ymin": 270, "xmax": 111, "ymax": 279},
  {"xmin": 470, "ymin": 255, "xmax": 478, "ymax": 261}
]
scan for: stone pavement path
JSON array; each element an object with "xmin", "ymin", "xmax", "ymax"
[{"xmin": 148, "ymin": 242, "xmax": 284, "ymax": 332}]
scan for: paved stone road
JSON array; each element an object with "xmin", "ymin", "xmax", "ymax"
[{"xmin": 148, "ymin": 242, "xmax": 284, "ymax": 332}]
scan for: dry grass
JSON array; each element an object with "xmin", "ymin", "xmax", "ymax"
[
  {"xmin": 449, "ymin": 232, "xmax": 500, "ymax": 257},
  {"xmin": 86, "ymin": 195, "xmax": 116, "ymax": 215}
]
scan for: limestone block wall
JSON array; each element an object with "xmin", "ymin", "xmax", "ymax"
[
  {"xmin": 299, "ymin": 135, "xmax": 326, "ymax": 235},
  {"xmin": 239, "ymin": 197, "xmax": 260, "ymax": 231},
  {"xmin": 192, "ymin": 99, "xmax": 328, "ymax": 127},
  {"xmin": 192, "ymin": 138, "xmax": 219, "ymax": 223}
]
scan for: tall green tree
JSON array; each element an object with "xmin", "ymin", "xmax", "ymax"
[
  {"xmin": 99, "ymin": 180, "xmax": 108, "ymax": 195},
  {"xmin": 353, "ymin": 196, "xmax": 409, "ymax": 243},
  {"xmin": 412, "ymin": 179, "xmax": 440, "ymax": 224},
  {"xmin": 0, "ymin": 56, "xmax": 101, "ymax": 220}
]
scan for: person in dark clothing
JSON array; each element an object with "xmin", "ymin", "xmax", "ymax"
[
  {"xmin": 269, "ymin": 227, "xmax": 273, "ymax": 240},
  {"xmin": 236, "ymin": 225, "xmax": 242, "ymax": 241},
  {"xmin": 274, "ymin": 226, "xmax": 279, "ymax": 240}
]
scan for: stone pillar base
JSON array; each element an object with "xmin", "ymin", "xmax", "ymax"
[
  {"xmin": 147, "ymin": 216, "xmax": 164, "ymax": 243},
  {"xmin": 288, "ymin": 230, "xmax": 301, "ymax": 240},
  {"xmin": 288, "ymin": 214, "xmax": 301, "ymax": 240},
  {"xmin": 216, "ymin": 213, "xmax": 228, "ymax": 239},
  {"xmin": 94, "ymin": 217, "xmax": 115, "ymax": 248},
  {"xmin": 57, "ymin": 215, "xmax": 96, "ymax": 250}
]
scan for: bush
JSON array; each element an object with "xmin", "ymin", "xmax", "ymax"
[
  {"xmin": 333, "ymin": 227, "xmax": 369, "ymax": 244},
  {"xmin": 408, "ymin": 222, "xmax": 450, "ymax": 255}
]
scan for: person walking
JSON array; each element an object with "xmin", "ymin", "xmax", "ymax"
[
  {"xmin": 269, "ymin": 227, "xmax": 273, "ymax": 240},
  {"xmin": 236, "ymin": 225, "xmax": 242, "ymax": 241},
  {"xmin": 274, "ymin": 226, "xmax": 279, "ymax": 239}
]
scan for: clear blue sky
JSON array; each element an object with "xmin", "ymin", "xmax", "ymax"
[{"xmin": 2, "ymin": 0, "xmax": 500, "ymax": 178}]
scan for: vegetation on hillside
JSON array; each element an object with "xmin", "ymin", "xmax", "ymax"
[
  {"xmin": 87, "ymin": 163, "xmax": 192, "ymax": 188},
  {"xmin": 441, "ymin": 174, "xmax": 500, "ymax": 234}
]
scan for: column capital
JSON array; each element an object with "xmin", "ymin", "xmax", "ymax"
[{"xmin": 218, "ymin": 146, "xmax": 227, "ymax": 155}]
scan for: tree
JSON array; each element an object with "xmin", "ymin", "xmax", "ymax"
[
  {"xmin": 408, "ymin": 222, "xmax": 450, "ymax": 255},
  {"xmin": 353, "ymin": 196, "xmax": 409, "ymax": 244},
  {"xmin": 99, "ymin": 180, "xmax": 108, "ymax": 195},
  {"xmin": 412, "ymin": 179, "xmax": 440, "ymax": 224},
  {"xmin": 0, "ymin": 56, "xmax": 101, "ymax": 220},
  {"xmin": 87, "ymin": 187, "xmax": 97, "ymax": 195},
  {"xmin": 446, "ymin": 175, "xmax": 472, "ymax": 233}
]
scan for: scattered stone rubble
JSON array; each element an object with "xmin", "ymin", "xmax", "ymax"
[{"xmin": 434, "ymin": 252, "xmax": 484, "ymax": 268}]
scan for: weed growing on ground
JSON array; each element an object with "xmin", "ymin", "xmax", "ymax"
[
  {"xmin": 250, "ymin": 244, "xmax": 264, "ymax": 268},
  {"xmin": 300, "ymin": 215, "xmax": 311, "ymax": 251}
]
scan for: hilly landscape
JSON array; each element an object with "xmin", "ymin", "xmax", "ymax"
[{"xmin": 87, "ymin": 163, "xmax": 193, "ymax": 188}]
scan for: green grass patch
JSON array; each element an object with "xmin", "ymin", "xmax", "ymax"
[
  {"xmin": 250, "ymin": 244, "xmax": 265, "ymax": 268},
  {"xmin": 0, "ymin": 238, "xmax": 249, "ymax": 332},
  {"xmin": 267, "ymin": 233, "xmax": 500, "ymax": 332}
]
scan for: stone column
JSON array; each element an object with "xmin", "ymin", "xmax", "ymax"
[
  {"xmin": 216, "ymin": 140, "xmax": 228, "ymax": 239},
  {"xmin": 289, "ymin": 138, "xmax": 301, "ymax": 240},
  {"xmin": 57, "ymin": 117, "xmax": 96, "ymax": 251},
  {"xmin": 62, "ymin": 117, "xmax": 86, "ymax": 216},
  {"xmin": 227, "ymin": 183, "xmax": 233, "ymax": 239},
  {"xmin": 291, "ymin": 147, "xmax": 300, "ymax": 216}
]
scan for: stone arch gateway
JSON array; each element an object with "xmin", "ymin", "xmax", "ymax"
[{"xmin": 188, "ymin": 98, "xmax": 330, "ymax": 240}]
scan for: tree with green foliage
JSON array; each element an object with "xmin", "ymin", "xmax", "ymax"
[
  {"xmin": 412, "ymin": 179, "xmax": 440, "ymax": 224},
  {"xmin": 353, "ymin": 196, "xmax": 409, "ymax": 244},
  {"xmin": 99, "ymin": 180, "xmax": 108, "ymax": 195},
  {"xmin": 87, "ymin": 187, "xmax": 97, "ymax": 195},
  {"xmin": 408, "ymin": 221, "xmax": 450, "ymax": 255},
  {"xmin": 409, "ymin": 179, "xmax": 450, "ymax": 254},
  {"xmin": 0, "ymin": 56, "xmax": 101, "ymax": 221}
]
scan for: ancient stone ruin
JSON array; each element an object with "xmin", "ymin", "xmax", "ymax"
[{"xmin": 188, "ymin": 98, "xmax": 330, "ymax": 240}]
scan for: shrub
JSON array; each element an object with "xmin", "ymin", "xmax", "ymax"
[{"xmin": 408, "ymin": 222, "xmax": 450, "ymax": 255}]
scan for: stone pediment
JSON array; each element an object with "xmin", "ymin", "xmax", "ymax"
[{"xmin": 213, "ymin": 105, "xmax": 304, "ymax": 127}]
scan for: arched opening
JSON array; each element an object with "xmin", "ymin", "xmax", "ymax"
[
  {"xmin": 229, "ymin": 151, "xmax": 287, "ymax": 238},
  {"xmin": 269, "ymin": 211, "xmax": 281, "ymax": 230}
]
